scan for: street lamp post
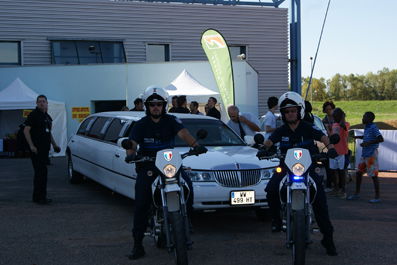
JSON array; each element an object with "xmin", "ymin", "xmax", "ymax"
[{"xmin": 310, "ymin": 56, "xmax": 313, "ymax": 101}]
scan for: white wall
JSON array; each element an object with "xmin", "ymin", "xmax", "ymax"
[
  {"xmin": 354, "ymin": 129, "xmax": 397, "ymax": 171},
  {"xmin": 0, "ymin": 61, "xmax": 258, "ymax": 138}
]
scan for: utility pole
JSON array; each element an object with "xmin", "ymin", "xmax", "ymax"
[
  {"xmin": 310, "ymin": 56, "xmax": 313, "ymax": 101},
  {"xmin": 290, "ymin": 0, "xmax": 302, "ymax": 95}
]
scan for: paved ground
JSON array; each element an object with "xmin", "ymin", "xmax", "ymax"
[{"xmin": 0, "ymin": 157, "xmax": 396, "ymax": 265}]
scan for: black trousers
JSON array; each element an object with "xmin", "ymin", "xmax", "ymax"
[
  {"xmin": 31, "ymin": 149, "xmax": 49, "ymax": 201},
  {"xmin": 265, "ymin": 167, "xmax": 334, "ymax": 237},
  {"xmin": 132, "ymin": 165, "xmax": 193, "ymax": 243}
]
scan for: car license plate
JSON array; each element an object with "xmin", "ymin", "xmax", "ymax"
[{"xmin": 230, "ymin": 190, "xmax": 255, "ymax": 205}]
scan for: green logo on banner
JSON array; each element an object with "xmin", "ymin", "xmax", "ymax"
[{"xmin": 201, "ymin": 29, "xmax": 234, "ymax": 107}]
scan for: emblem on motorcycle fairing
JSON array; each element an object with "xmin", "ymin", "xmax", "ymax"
[
  {"xmin": 294, "ymin": 150, "xmax": 303, "ymax": 160},
  {"xmin": 163, "ymin": 151, "xmax": 173, "ymax": 161}
]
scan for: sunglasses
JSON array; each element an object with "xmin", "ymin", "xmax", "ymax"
[
  {"xmin": 283, "ymin": 109, "xmax": 298, "ymax": 114},
  {"xmin": 149, "ymin": 102, "xmax": 163, "ymax": 107}
]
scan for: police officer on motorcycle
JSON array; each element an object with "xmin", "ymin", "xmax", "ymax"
[
  {"xmin": 124, "ymin": 86, "xmax": 206, "ymax": 260},
  {"xmin": 259, "ymin": 91, "xmax": 338, "ymax": 256}
]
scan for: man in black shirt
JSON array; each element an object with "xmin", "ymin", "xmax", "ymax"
[
  {"xmin": 260, "ymin": 91, "xmax": 338, "ymax": 256},
  {"xmin": 189, "ymin": 101, "xmax": 203, "ymax": 115},
  {"xmin": 173, "ymin": 95, "xmax": 190, "ymax": 113},
  {"xmin": 206, "ymin": 96, "xmax": 221, "ymax": 119},
  {"xmin": 168, "ymin": 95, "xmax": 178, "ymax": 113},
  {"xmin": 24, "ymin": 95, "xmax": 60, "ymax": 204},
  {"xmin": 125, "ymin": 86, "xmax": 206, "ymax": 260},
  {"xmin": 130, "ymin": 98, "xmax": 144, "ymax": 111}
]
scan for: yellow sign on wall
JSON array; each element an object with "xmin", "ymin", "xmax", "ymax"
[
  {"xmin": 23, "ymin": 109, "xmax": 33, "ymax": 118},
  {"xmin": 72, "ymin": 107, "xmax": 90, "ymax": 122}
]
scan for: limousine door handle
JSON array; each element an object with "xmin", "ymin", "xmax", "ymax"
[{"xmin": 115, "ymin": 154, "xmax": 120, "ymax": 158}]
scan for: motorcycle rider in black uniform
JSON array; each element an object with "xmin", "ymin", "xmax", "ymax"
[
  {"xmin": 124, "ymin": 86, "xmax": 206, "ymax": 260},
  {"xmin": 258, "ymin": 91, "xmax": 338, "ymax": 256}
]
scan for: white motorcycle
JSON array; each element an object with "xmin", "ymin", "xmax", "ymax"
[
  {"xmin": 122, "ymin": 131, "xmax": 207, "ymax": 265},
  {"xmin": 255, "ymin": 134, "xmax": 339, "ymax": 265}
]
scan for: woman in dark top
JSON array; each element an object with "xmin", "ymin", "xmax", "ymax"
[{"xmin": 322, "ymin": 101, "xmax": 336, "ymax": 135}]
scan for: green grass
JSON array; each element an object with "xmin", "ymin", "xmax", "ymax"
[{"xmin": 311, "ymin": 100, "xmax": 397, "ymax": 127}]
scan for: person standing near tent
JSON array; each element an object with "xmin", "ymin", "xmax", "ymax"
[
  {"xmin": 206, "ymin": 97, "xmax": 221, "ymax": 119},
  {"xmin": 189, "ymin": 101, "xmax": 203, "ymax": 115},
  {"xmin": 168, "ymin": 96, "xmax": 178, "ymax": 113},
  {"xmin": 173, "ymin": 95, "xmax": 190, "ymax": 113},
  {"xmin": 24, "ymin": 95, "xmax": 61, "ymax": 204},
  {"xmin": 130, "ymin": 98, "xmax": 144, "ymax": 111}
]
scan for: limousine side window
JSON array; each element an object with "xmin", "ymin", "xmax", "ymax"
[
  {"xmin": 123, "ymin": 121, "xmax": 136, "ymax": 137},
  {"xmin": 104, "ymin": 118, "xmax": 127, "ymax": 143},
  {"xmin": 87, "ymin": 117, "xmax": 109, "ymax": 139},
  {"xmin": 77, "ymin": 117, "xmax": 96, "ymax": 135}
]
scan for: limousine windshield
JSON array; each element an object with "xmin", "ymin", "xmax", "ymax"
[{"xmin": 175, "ymin": 119, "xmax": 245, "ymax": 147}]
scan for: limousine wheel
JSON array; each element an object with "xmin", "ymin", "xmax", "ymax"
[{"xmin": 67, "ymin": 154, "xmax": 83, "ymax": 184}]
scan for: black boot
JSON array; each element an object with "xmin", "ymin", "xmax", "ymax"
[
  {"xmin": 128, "ymin": 245, "xmax": 145, "ymax": 260},
  {"xmin": 321, "ymin": 235, "xmax": 337, "ymax": 256},
  {"xmin": 271, "ymin": 219, "xmax": 282, "ymax": 233}
]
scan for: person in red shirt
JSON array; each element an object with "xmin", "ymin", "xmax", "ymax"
[{"xmin": 330, "ymin": 108, "xmax": 350, "ymax": 198}]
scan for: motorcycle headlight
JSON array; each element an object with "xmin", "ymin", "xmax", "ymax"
[
  {"xmin": 163, "ymin": 164, "xmax": 177, "ymax": 178},
  {"xmin": 292, "ymin": 163, "xmax": 305, "ymax": 176},
  {"xmin": 188, "ymin": 171, "xmax": 215, "ymax": 182},
  {"xmin": 260, "ymin": 169, "xmax": 272, "ymax": 180}
]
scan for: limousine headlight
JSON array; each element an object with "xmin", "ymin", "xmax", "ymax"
[
  {"xmin": 188, "ymin": 171, "xmax": 215, "ymax": 182},
  {"xmin": 163, "ymin": 164, "xmax": 177, "ymax": 178},
  {"xmin": 260, "ymin": 169, "xmax": 272, "ymax": 180}
]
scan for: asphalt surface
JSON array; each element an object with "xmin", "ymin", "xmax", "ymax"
[{"xmin": 0, "ymin": 157, "xmax": 396, "ymax": 265}]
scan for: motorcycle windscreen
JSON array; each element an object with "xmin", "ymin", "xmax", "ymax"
[
  {"xmin": 155, "ymin": 149, "xmax": 182, "ymax": 175},
  {"xmin": 284, "ymin": 148, "xmax": 312, "ymax": 177}
]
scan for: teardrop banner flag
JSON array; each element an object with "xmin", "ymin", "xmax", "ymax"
[{"xmin": 201, "ymin": 29, "xmax": 235, "ymax": 107}]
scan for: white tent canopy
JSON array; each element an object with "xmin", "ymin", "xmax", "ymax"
[
  {"xmin": 165, "ymin": 70, "xmax": 219, "ymax": 103},
  {"xmin": 0, "ymin": 78, "xmax": 67, "ymax": 156}
]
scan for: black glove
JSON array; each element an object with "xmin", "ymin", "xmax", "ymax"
[
  {"xmin": 192, "ymin": 145, "xmax": 208, "ymax": 155},
  {"xmin": 125, "ymin": 153, "xmax": 137, "ymax": 163},
  {"xmin": 256, "ymin": 149, "xmax": 273, "ymax": 158},
  {"xmin": 327, "ymin": 148, "xmax": 338, "ymax": 159}
]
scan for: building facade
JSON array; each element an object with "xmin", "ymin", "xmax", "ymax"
[{"xmin": 0, "ymin": 0, "xmax": 288, "ymax": 114}]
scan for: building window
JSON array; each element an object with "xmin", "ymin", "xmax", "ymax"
[
  {"xmin": 51, "ymin": 41, "xmax": 126, "ymax": 65},
  {"xmin": 229, "ymin": 46, "xmax": 247, "ymax": 60},
  {"xmin": 0, "ymin": 41, "xmax": 21, "ymax": 65},
  {"xmin": 146, "ymin": 44, "xmax": 170, "ymax": 62}
]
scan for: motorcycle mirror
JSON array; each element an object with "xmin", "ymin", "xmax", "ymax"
[
  {"xmin": 329, "ymin": 134, "xmax": 340, "ymax": 145},
  {"xmin": 196, "ymin": 129, "xmax": 208, "ymax": 140},
  {"xmin": 121, "ymin": 138, "xmax": 132, "ymax": 150},
  {"xmin": 254, "ymin": 133, "xmax": 265, "ymax": 144}
]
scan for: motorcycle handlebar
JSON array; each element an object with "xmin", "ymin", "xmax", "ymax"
[
  {"xmin": 126, "ymin": 146, "xmax": 207, "ymax": 163},
  {"xmin": 257, "ymin": 149, "xmax": 329, "ymax": 161}
]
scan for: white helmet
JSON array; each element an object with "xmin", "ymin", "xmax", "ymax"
[
  {"xmin": 278, "ymin": 91, "xmax": 305, "ymax": 119},
  {"xmin": 142, "ymin": 86, "xmax": 169, "ymax": 103}
]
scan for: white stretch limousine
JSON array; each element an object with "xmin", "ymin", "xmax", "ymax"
[{"xmin": 67, "ymin": 112, "xmax": 279, "ymax": 210}]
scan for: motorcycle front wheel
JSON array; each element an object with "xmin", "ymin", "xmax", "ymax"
[
  {"xmin": 292, "ymin": 209, "xmax": 306, "ymax": 265},
  {"xmin": 170, "ymin": 212, "xmax": 188, "ymax": 265}
]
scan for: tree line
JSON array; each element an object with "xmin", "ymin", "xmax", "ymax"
[{"xmin": 301, "ymin": 68, "xmax": 397, "ymax": 101}]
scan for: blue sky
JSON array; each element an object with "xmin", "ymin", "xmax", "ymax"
[{"xmin": 279, "ymin": 0, "xmax": 397, "ymax": 79}]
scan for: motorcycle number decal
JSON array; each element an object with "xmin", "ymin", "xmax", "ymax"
[
  {"xmin": 163, "ymin": 151, "xmax": 173, "ymax": 161},
  {"xmin": 294, "ymin": 150, "xmax": 303, "ymax": 160}
]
